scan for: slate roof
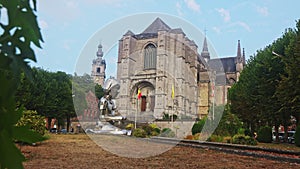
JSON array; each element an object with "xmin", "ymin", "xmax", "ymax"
[
  {"xmin": 142, "ymin": 17, "xmax": 171, "ymax": 34},
  {"xmin": 124, "ymin": 30, "xmax": 135, "ymax": 36},
  {"xmin": 208, "ymin": 57, "xmax": 236, "ymax": 73}
]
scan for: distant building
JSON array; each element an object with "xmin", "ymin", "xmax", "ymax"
[{"xmin": 91, "ymin": 43, "xmax": 106, "ymax": 86}]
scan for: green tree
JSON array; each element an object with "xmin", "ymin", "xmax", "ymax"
[
  {"xmin": 16, "ymin": 110, "xmax": 46, "ymax": 136},
  {"xmin": 276, "ymin": 20, "xmax": 300, "ymax": 127},
  {"xmin": 229, "ymin": 24, "xmax": 298, "ymax": 140},
  {"xmin": 213, "ymin": 105, "xmax": 243, "ymax": 137},
  {"xmin": 0, "ymin": 1, "xmax": 45, "ymax": 168},
  {"xmin": 16, "ymin": 69, "xmax": 76, "ymax": 131}
]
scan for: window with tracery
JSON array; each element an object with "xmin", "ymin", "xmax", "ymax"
[{"xmin": 144, "ymin": 44, "xmax": 157, "ymax": 69}]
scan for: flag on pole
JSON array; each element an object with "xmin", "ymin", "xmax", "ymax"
[
  {"xmin": 137, "ymin": 88, "xmax": 142, "ymax": 100},
  {"xmin": 171, "ymin": 84, "xmax": 175, "ymax": 99}
]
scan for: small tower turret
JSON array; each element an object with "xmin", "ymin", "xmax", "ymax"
[{"xmin": 201, "ymin": 36, "xmax": 210, "ymax": 62}]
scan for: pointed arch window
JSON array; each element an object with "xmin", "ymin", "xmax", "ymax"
[{"xmin": 144, "ymin": 44, "xmax": 157, "ymax": 69}]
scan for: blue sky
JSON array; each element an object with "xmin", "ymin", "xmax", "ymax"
[{"xmin": 33, "ymin": 0, "xmax": 299, "ymax": 77}]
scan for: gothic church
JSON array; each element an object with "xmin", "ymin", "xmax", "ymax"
[{"xmin": 93, "ymin": 18, "xmax": 245, "ymax": 119}]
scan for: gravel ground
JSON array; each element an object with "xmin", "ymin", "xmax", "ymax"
[{"xmin": 22, "ymin": 134, "xmax": 300, "ymax": 169}]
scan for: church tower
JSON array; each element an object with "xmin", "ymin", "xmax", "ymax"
[
  {"xmin": 91, "ymin": 43, "xmax": 106, "ymax": 86},
  {"xmin": 235, "ymin": 40, "xmax": 244, "ymax": 81}
]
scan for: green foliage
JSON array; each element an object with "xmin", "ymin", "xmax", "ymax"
[
  {"xmin": 232, "ymin": 134, "xmax": 257, "ymax": 145},
  {"xmin": 237, "ymin": 128, "xmax": 245, "ymax": 135},
  {"xmin": 16, "ymin": 68, "xmax": 76, "ymax": 130},
  {"xmin": 257, "ymin": 126, "xmax": 272, "ymax": 143},
  {"xmin": 132, "ymin": 128, "xmax": 147, "ymax": 138},
  {"xmin": 162, "ymin": 112, "xmax": 177, "ymax": 121},
  {"xmin": 192, "ymin": 117, "xmax": 206, "ymax": 135},
  {"xmin": 229, "ymin": 20, "xmax": 300, "ymax": 133},
  {"xmin": 207, "ymin": 135, "xmax": 223, "ymax": 142},
  {"xmin": 72, "ymin": 74, "xmax": 95, "ymax": 117},
  {"xmin": 16, "ymin": 110, "xmax": 46, "ymax": 135},
  {"xmin": 125, "ymin": 123, "xmax": 134, "ymax": 130},
  {"xmin": 295, "ymin": 125, "xmax": 300, "ymax": 147},
  {"xmin": 213, "ymin": 105, "xmax": 243, "ymax": 137},
  {"xmin": 159, "ymin": 128, "xmax": 175, "ymax": 137},
  {"xmin": 0, "ymin": 0, "xmax": 44, "ymax": 168},
  {"xmin": 95, "ymin": 83, "xmax": 104, "ymax": 100}
]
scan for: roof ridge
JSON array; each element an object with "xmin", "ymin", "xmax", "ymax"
[{"xmin": 142, "ymin": 17, "xmax": 171, "ymax": 34}]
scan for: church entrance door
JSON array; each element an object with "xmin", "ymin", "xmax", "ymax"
[{"xmin": 141, "ymin": 96, "xmax": 146, "ymax": 112}]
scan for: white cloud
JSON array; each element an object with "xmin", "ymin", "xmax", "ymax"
[
  {"xmin": 256, "ymin": 6, "xmax": 269, "ymax": 16},
  {"xmin": 176, "ymin": 2, "xmax": 183, "ymax": 16},
  {"xmin": 216, "ymin": 8, "xmax": 231, "ymax": 22},
  {"xmin": 184, "ymin": 0, "xmax": 200, "ymax": 12},
  {"xmin": 212, "ymin": 26, "xmax": 221, "ymax": 34}
]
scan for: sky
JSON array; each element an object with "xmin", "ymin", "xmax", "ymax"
[{"xmin": 32, "ymin": 0, "xmax": 300, "ymax": 78}]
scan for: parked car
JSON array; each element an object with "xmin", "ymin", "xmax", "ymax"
[
  {"xmin": 272, "ymin": 132, "xmax": 284, "ymax": 142},
  {"xmin": 50, "ymin": 128, "xmax": 58, "ymax": 133},
  {"xmin": 287, "ymin": 131, "xmax": 296, "ymax": 144},
  {"xmin": 61, "ymin": 128, "xmax": 67, "ymax": 134}
]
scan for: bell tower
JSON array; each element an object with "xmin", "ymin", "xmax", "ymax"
[{"xmin": 91, "ymin": 43, "xmax": 106, "ymax": 86}]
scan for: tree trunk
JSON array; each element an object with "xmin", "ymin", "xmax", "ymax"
[
  {"xmin": 47, "ymin": 117, "xmax": 52, "ymax": 130},
  {"xmin": 283, "ymin": 123, "xmax": 288, "ymax": 143},
  {"xmin": 66, "ymin": 115, "xmax": 70, "ymax": 132}
]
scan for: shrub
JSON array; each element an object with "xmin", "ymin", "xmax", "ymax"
[
  {"xmin": 16, "ymin": 110, "xmax": 46, "ymax": 135},
  {"xmin": 192, "ymin": 117, "xmax": 206, "ymax": 135},
  {"xmin": 208, "ymin": 135, "xmax": 223, "ymax": 142},
  {"xmin": 185, "ymin": 135, "xmax": 194, "ymax": 140},
  {"xmin": 149, "ymin": 123, "xmax": 161, "ymax": 135},
  {"xmin": 132, "ymin": 128, "xmax": 147, "ymax": 138},
  {"xmin": 125, "ymin": 123, "xmax": 134, "ymax": 130},
  {"xmin": 150, "ymin": 131, "xmax": 160, "ymax": 136},
  {"xmin": 162, "ymin": 113, "xmax": 177, "ymax": 121},
  {"xmin": 142, "ymin": 125, "xmax": 153, "ymax": 135},
  {"xmin": 160, "ymin": 128, "xmax": 175, "ymax": 137},
  {"xmin": 295, "ymin": 125, "xmax": 300, "ymax": 147},
  {"xmin": 223, "ymin": 136, "xmax": 232, "ymax": 143},
  {"xmin": 244, "ymin": 128, "xmax": 253, "ymax": 137},
  {"xmin": 232, "ymin": 134, "xmax": 257, "ymax": 145},
  {"xmin": 193, "ymin": 133, "xmax": 201, "ymax": 140},
  {"xmin": 153, "ymin": 127, "xmax": 161, "ymax": 134},
  {"xmin": 149, "ymin": 123, "xmax": 159, "ymax": 129},
  {"xmin": 237, "ymin": 128, "xmax": 245, "ymax": 135},
  {"xmin": 213, "ymin": 112, "xmax": 243, "ymax": 137},
  {"xmin": 257, "ymin": 126, "xmax": 272, "ymax": 143}
]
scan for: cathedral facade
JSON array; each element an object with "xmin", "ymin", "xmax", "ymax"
[{"xmin": 107, "ymin": 18, "xmax": 245, "ymax": 119}]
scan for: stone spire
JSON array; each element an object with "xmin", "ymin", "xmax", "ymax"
[
  {"xmin": 237, "ymin": 40, "xmax": 242, "ymax": 63},
  {"xmin": 96, "ymin": 43, "xmax": 103, "ymax": 58},
  {"xmin": 242, "ymin": 48, "xmax": 246, "ymax": 65},
  {"xmin": 201, "ymin": 36, "xmax": 210, "ymax": 62}
]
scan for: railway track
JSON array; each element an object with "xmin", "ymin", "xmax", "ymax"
[{"xmin": 149, "ymin": 137, "xmax": 300, "ymax": 164}]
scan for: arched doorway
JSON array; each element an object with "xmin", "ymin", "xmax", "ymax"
[{"xmin": 131, "ymin": 81, "xmax": 155, "ymax": 112}]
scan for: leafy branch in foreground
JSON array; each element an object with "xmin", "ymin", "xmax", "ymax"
[{"xmin": 0, "ymin": 0, "xmax": 44, "ymax": 168}]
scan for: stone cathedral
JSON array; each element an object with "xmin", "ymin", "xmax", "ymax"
[{"xmin": 99, "ymin": 18, "xmax": 245, "ymax": 120}]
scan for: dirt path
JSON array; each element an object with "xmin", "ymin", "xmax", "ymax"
[{"xmin": 22, "ymin": 134, "xmax": 300, "ymax": 169}]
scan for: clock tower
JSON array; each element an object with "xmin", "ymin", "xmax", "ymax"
[{"xmin": 91, "ymin": 43, "xmax": 106, "ymax": 86}]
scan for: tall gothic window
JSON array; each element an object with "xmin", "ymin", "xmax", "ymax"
[{"xmin": 144, "ymin": 44, "xmax": 157, "ymax": 69}]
